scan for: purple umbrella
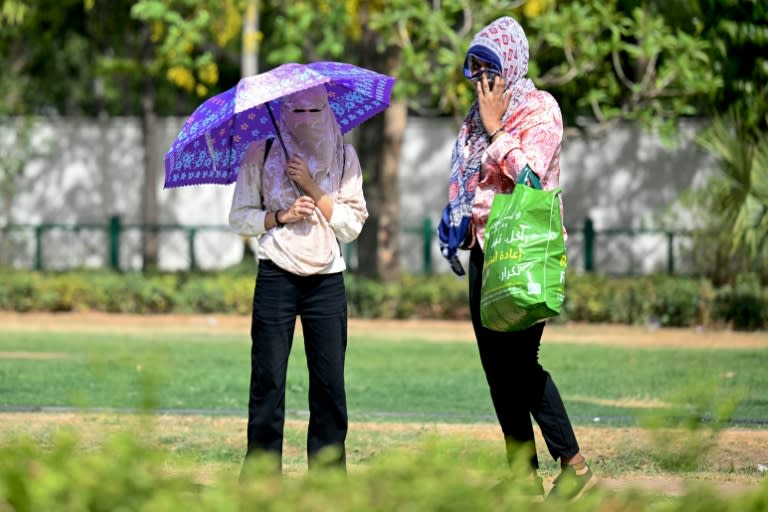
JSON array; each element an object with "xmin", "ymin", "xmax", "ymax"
[{"xmin": 164, "ymin": 61, "xmax": 396, "ymax": 188}]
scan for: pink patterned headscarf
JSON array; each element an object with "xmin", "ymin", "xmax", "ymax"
[
  {"xmin": 278, "ymin": 86, "xmax": 344, "ymax": 180},
  {"xmin": 439, "ymin": 16, "xmax": 536, "ymax": 261}
]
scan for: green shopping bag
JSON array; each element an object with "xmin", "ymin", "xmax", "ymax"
[{"xmin": 480, "ymin": 165, "xmax": 567, "ymax": 332}]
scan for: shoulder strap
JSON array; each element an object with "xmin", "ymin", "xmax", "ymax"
[
  {"xmin": 258, "ymin": 139, "xmax": 275, "ymax": 206},
  {"xmin": 263, "ymin": 138, "xmax": 274, "ymax": 166}
]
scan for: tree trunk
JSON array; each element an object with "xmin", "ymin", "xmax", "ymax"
[
  {"xmin": 355, "ymin": 31, "xmax": 406, "ymax": 282},
  {"xmin": 241, "ymin": 0, "xmax": 259, "ymax": 77},
  {"xmin": 240, "ymin": 0, "xmax": 260, "ymax": 264},
  {"xmin": 140, "ymin": 74, "xmax": 159, "ymax": 270},
  {"xmin": 356, "ymin": 99, "xmax": 407, "ymax": 282}
]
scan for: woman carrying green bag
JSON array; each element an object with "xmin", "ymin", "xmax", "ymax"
[{"xmin": 437, "ymin": 16, "xmax": 595, "ymax": 501}]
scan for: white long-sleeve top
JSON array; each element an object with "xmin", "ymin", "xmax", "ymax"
[{"xmin": 229, "ymin": 139, "xmax": 368, "ymax": 275}]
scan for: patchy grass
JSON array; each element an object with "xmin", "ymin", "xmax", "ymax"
[{"xmin": 1, "ymin": 314, "xmax": 767, "ymax": 498}]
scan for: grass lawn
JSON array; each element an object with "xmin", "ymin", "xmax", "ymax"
[
  {"xmin": 2, "ymin": 318, "xmax": 768, "ymax": 496},
  {"xmin": 1, "ymin": 329, "xmax": 767, "ymax": 424}
]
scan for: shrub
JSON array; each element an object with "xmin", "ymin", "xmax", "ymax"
[
  {"xmin": 715, "ymin": 273, "xmax": 767, "ymax": 331},
  {"xmin": 0, "ymin": 269, "xmax": 765, "ymax": 330},
  {"xmin": 393, "ymin": 273, "xmax": 468, "ymax": 320},
  {"xmin": 647, "ymin": 276, "xmax": 703, "ymax": 327},
  {"xmin": 345, "ymin": 274, "xmax": 399, "ymax": 318},
  {"xmin": 562, "ymin": 273, "xmax": 613, "ymax": 323}
]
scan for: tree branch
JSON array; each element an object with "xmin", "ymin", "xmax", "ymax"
[
  {"xmin": 590, "ymin": 98, "xmax": 607, "ymax": 123},
  {"xmin": 631, "ymin": 51, "xmax": 659, "ymax": 106},
  {"xmin": 457, "ymin": 0, "xmax": 472, "ymax": 38},
  {"xmin": 611, "ymin": 49, "xmax": 635, "ymax": 89}
]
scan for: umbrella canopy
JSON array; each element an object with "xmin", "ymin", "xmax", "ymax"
[{"xmin": 164, "ymin": 61, "xmax": 396, "ymax": 188}]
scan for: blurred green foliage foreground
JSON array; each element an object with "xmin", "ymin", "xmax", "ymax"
[
  {"xmin": 2, "ymin": 427, "xmax": 768, "ymax": 512},
  {"xmin": 0, "ymin": 269, "xmax": 766, "ymax": 330}
]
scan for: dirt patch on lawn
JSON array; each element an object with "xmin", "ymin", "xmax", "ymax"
[
  {"xmin": 1, "ymin": 312, "xmax": 767, "ymax": 349},
  {"xmin": 0, "ymin": 351, "xmax": 70, "ymax": 360}
]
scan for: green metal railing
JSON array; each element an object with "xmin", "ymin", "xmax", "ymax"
[
  {"xmin": 580, "ymin": 217, "xmax": 693, "ymax": 275},
  {"xmin": 2, "ymin": 215, "xmax": 693, "ymax": 274},
  {"xmin": 4, "ymin": 217, "xmax": 231, "ymax": 271},
  {"xmin": 404, "ymin": 217, "xmax": 434, "ymax": 274},
  {"xmin": 4, "ymin": 216, "xmax": 434, "ymax": 273}
]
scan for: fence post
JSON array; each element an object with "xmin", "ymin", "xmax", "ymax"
[
  {"xmin": 34, "ymin": 225, "xmax": 44, "ymax": 270},
  {"xmin": 422, "ymin": 217, "xmax": 433, "ymax": 274},
  {"xmin": 583, "ymin": 216, "xmax": 595, "ymax": 273},
  {"xmin": 344, "ymin": 242, "xmax": 355, "ymax": 269},
  {"xmin": 667, "ymin": 232, "xmax": 675, "ymax": 275},
  {"xmin": 188, "ymin": 227, "xmax": 197, "ymax": 271},
  {"xmin": 108, "ymin": 215, "xmax": 121, "ymax": 271}
]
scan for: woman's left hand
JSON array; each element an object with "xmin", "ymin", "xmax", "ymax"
[
  {"xmin": 286, "ymin": 156, "xmax": 313, "ymax": 189},
  {"xmin": 476, "ymin": 73, "xmax": 510, "ymax": 135}
]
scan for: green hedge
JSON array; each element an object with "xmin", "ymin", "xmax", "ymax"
[{"xmin": 0, "ymin": 269, "xmax": 765, "ymax": 330}]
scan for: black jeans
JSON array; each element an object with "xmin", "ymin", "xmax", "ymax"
[
  {"xmin": 469, "ymin": 246, "xmax": 579, "ymax": 471},
  {"xmin": 244, "ymin": 259, "xmax": 348, "ymax": 472}
]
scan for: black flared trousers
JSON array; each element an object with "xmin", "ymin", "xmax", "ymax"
[
  {"xmin": 244, "ymin": 259, "xmax": 348, "ymax": 472},
  {"xmin": 469, "ymin": 246, "xmax": 579, "ymax": 470}
]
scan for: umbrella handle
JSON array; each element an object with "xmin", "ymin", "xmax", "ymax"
[
  {"xmin": 266, "ymin": 102, "xmax": 289, "ymax": 160},
  {"xmin": 266, "ymin": 101, "xmax": 304, "ymax": 198}
]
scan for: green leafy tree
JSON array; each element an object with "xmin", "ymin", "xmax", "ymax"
[
  {"xmin": 1, "ymin": 1, "xmax": 113, "ymax": 117},
  {"xmin": 4, "ymin": 0, "xmax": 756, "ymax": 280},
  {"xmin": 648, "ymin": 0, "xmax": 768, "ymax": 282},
  {"xmin": 0, "ymin": 0, "xmax": 28, "ymax": 25},
  {"xmin": 1, "ymin": 1, "xmax": 244, "ymax": 269},
  {"xmin": 125, "ymin": 0, "xmax": 243, "ymax": 269},
  {"xmin": 90, "ymin": 0, "xmax": 241, "ymax": 269},
  {"xmin": 0, "ymin": 0, "xmax": 30, "ymax": 230},
  {"xmin": 0, "ymin": 1, "xmax": 56, "ymax": 263},
  {"xmin": 525, "ymin": 0, "xmax": 722, "ymax": 140},
  {"xmin": 656, "ymin": 0, "xmax": 768, "ymax": 130}
]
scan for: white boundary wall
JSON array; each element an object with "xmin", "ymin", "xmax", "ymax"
[{"xmin": 1, "ymin": 116, "xmax": 715, "ymax": 274}]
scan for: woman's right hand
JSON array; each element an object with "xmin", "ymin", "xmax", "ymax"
[
  {"xmin": 477, "ymin": 73, "xmax": 510, "ymax": 135},
  {"xmin": 280, "ymin": 195, "xmax": 316, "ymax": 224}
]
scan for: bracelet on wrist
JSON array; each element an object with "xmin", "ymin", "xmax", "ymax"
[
  {"xmin": 274, "ymin": 209, "xmax": 285, "ymax": 227},
  {"xmin": 488, "ymin": 127, "xmax": 505, "ymax": 140}
]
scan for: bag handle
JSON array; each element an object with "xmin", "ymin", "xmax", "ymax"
[{"xmin": 516, "ymin": 164, "xmax": 542, "ymax": 190}]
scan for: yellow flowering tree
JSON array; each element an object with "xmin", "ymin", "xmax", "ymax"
[
  {"xmin": 131, "ymin": 0, "xmax": 241, "ymax": 98},
  {"xmin": 97, "ymin": 0, "xmax": 243, "ymax": 269}
]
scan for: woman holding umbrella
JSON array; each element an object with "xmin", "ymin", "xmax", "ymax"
[{"xmin": 229, "ymin": 84, "xmax": 368, "ymax": 474}]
